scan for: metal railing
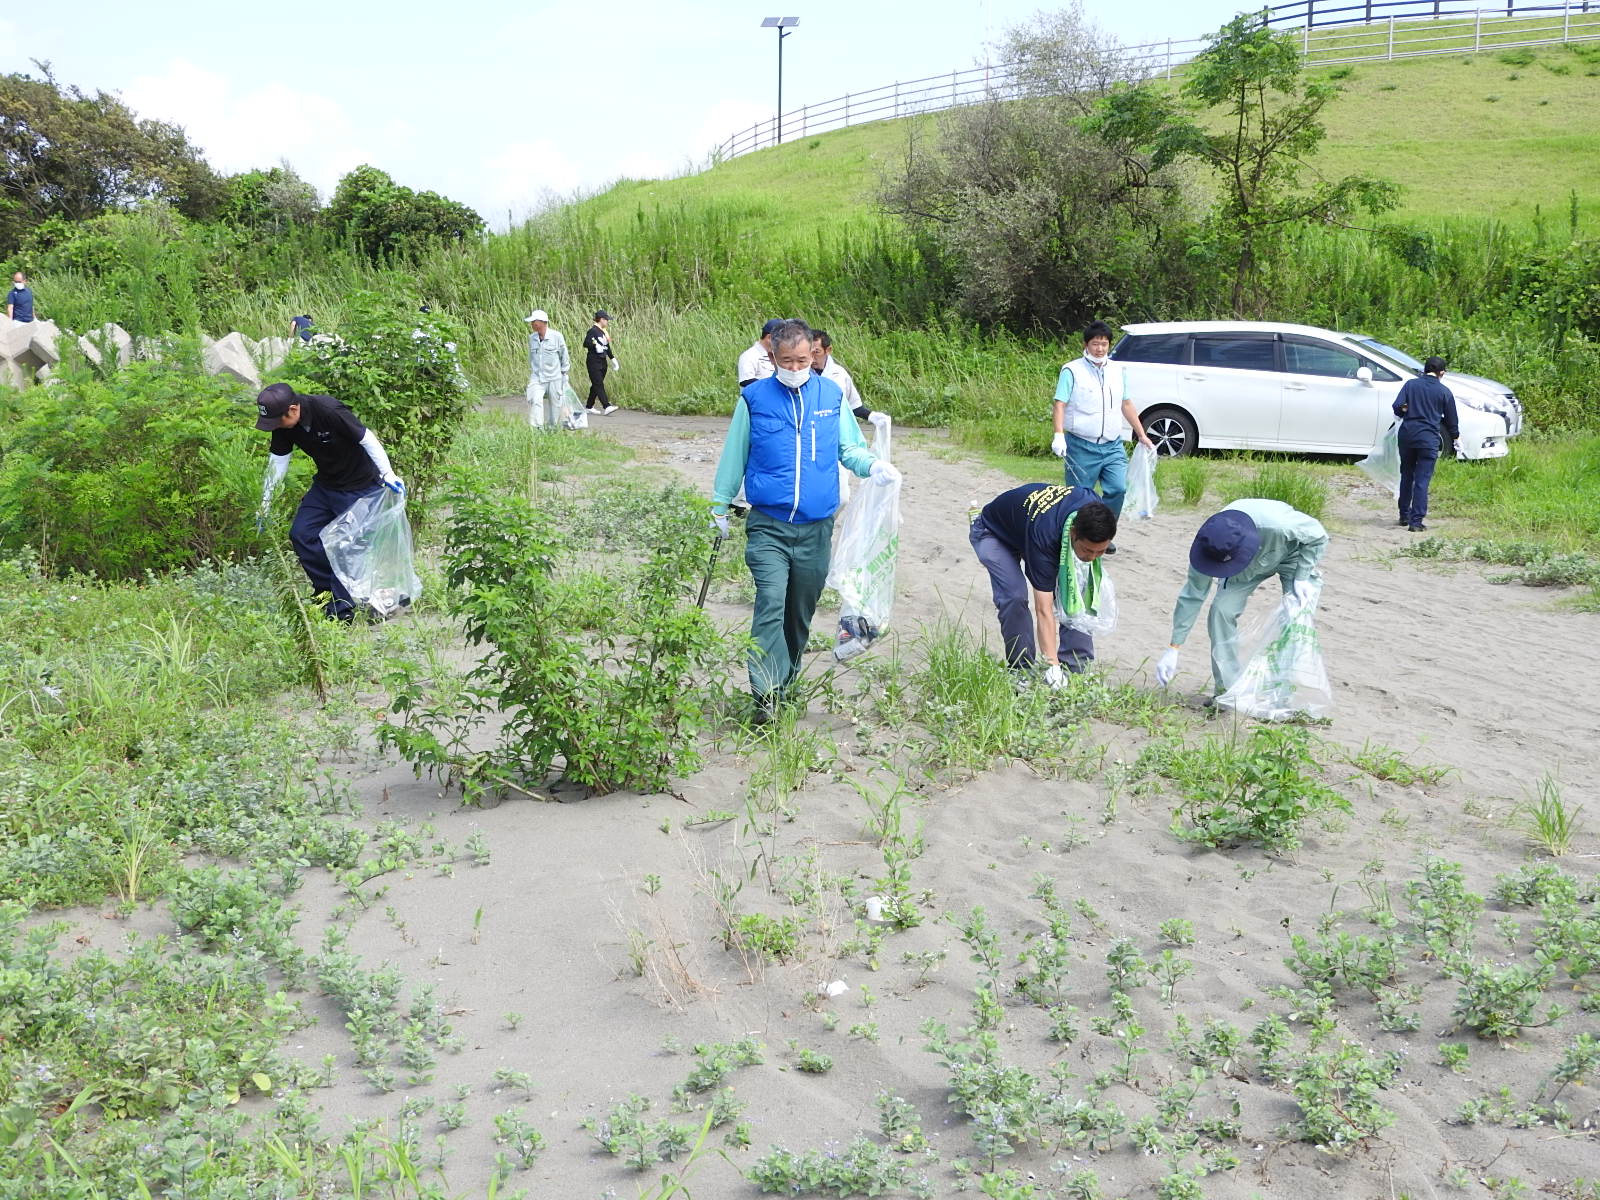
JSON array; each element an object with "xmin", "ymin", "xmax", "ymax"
[{"xmin": 713, "ymin": 2, "xmax": 1600, "ymax": 161}]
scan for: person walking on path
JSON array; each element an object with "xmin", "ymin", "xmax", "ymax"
[
  {"xmin": 736, "ymin": 317, "xmax": 784, "ymax": 387},
  {"xmin": 7, "ymin": 272, "xmax": 35, "ymax": 322},
  {"xmin": 710, "ymin": 320, "xmax": 900, "ymax": 722},
  {"xmin": 1155, "ymin": 500, "xmax": 1328, "ymax": 695},
  {"xmin": 255, "ymin": 382, "xmax": 404, "ymax": 622},
  {"xmin": 1051, "ymin": 320, "xmax": 1153, "ymax": 549},
  {"xmin": 524, "ymin": 309, "xmax": 572, "ymax": 429},
  {"xmin": 1393, "ymin": 355, "xmax": 1458, "ymax": 532},
  {"xmin": 969, "ymin": 483, "xmax": 1117, "ymax": 685},
  {"xmin": 582, "ymin": 310, "xmax": 620, "ymax": 415}
]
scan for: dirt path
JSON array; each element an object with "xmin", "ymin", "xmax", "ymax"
[{"xmin": 306, "ymin": 407, "xmax": 1597, "ymax": 1198}]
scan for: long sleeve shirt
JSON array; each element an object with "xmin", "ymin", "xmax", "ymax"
[
  {"xmin": 1393, "ymin": 374, "xmax": 1459, "ymax": 448},
  {"xmin": 527, "ymin": 329, "xmax": 570, "ymax": 382},
  {"xmin": 1169, "ymin": 499, "xmax": 1329, "ymax": 646}
]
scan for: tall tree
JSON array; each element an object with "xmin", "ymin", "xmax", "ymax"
[
  {"xmin": 325, "ymin": 165, "xmax": 483, "ymax": 262},
  {"xmin": 0, "ymin": 64, "xmax": 220, "ymax": 253}
]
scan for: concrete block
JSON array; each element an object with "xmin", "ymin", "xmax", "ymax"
[
  {"xmin": 78, "ymin": 323, "xmax": 134, "ymax": 368},
  {"xmin": 202, "ymin": 331, "xmax": 261, "ymax": 388},
  {"xmin": 255, "ymin": 336, "xmax": 291, "ymax": 370}
]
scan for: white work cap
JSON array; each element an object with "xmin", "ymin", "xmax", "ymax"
[{"xmin": 525, "ymin": 309, "xmax": 549, "ymax": 323}]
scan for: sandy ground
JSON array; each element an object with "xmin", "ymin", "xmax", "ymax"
[{"xmin": 241, "ymin": 411, "xmax": 1600, "ymax": 1195}]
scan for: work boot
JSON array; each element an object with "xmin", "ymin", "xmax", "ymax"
[{"xmin": 1409, "ymin": 522, "xmax": 1427, "ymax": 532}]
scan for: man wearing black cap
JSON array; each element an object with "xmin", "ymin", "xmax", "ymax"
[
  {"xmin": 737, "ymin": 318, "xmax": 783, "ymax": 387},
  {"xmin": 1155, "ymin": 500, "xmax": 1328, "ymax": 695},
  {"xmin": 1393, "ymin": 356, "xmax": 1458, "ymax": 532},
  {"xmin": 582, "ymin": 310, "xmax": 620, "ymax": 415},
  {"xmin": 255, "ymin": 382, "xmax": 404, "ymax": 621}
]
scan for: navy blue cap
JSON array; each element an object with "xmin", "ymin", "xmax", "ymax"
[
  {"xmin": 1189, "ymin": 510, "xmax": 1260, "ymax": 578},
  {"xmin": 761, "ymin": 318, "xmax": 786, "ymax": 337}
]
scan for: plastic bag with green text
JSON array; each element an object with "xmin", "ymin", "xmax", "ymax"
[
  {"xmin": 1215, "ymin": 577, "xmax": 1331, "ymax": 721},
  {"xmin": 320, "ymin": 488, "xmax": 422, "ymax": 618},
  {"xmin": 827, "ymin": 417, "xmax": 900, "ymax": 662}
]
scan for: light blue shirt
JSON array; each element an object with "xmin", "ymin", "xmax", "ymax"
[{"xmin": 1170, "ymin": 499, "xmax": 1329, "ymax": 646}]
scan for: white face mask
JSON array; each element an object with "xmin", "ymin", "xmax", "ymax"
[
  {"xmin": 1085, "ymin": 352, "xmax": 1109, "ymax": 366},
  {"xmin": 775, "ymin": 365, "xmax": 811, "ymax": 389}
]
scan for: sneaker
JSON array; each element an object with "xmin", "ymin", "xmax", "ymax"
[
  {"xmin": 750, "ymin": 695, "xmax": 774, "ymax": 727},
  {"xmin": 1409, "ymin": 522, "xmax": 1427, "ymax": 532},
  {"xmin": 1395, "ymin": 518, "xmax": 1409, "ymax": 527},
  {"xmin": 602, "ymin": 405, "xmax": 619, "ymax": 415}
]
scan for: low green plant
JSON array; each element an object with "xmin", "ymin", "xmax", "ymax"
[
  {"xmin": 1159, "ymin": 917, "xmax": 1197, "ymax": 947},
  {"xmin": 1513, "ymin": 773, "xmax": 1585, "ymax": 856},
  {"xmin": 1221, "ymin": 464, "xmax": 1327, "ymax": 520},
  {"xmin": 747, "ymin": 1136, "xmax": 931, "ymax": 1196},
  {"xmin": 1451, "ymin": 960, "xmax": 1559, "ymax": 1039},
  {"xmin": 727, "ymin": 913, "xmax": 805, "ymax": 963},
  {"xmin": 1345, "ymin": 739, "xmax": 1451, "ymax": 786},
  {"xmin": 1168, "ymin": 726, "xmax": 1350, "ymax": 853},
  {"xmin": 1287, "ymin": 1040, "xmax": 1402, "ymax": 1150},
  {"xmin": 794, "ymin": 1047, "xmax": 833, "ymax": 1074},
  {"xmin": 1172, "ymin": 457, "xmax": 1209, "ymax": 506}
]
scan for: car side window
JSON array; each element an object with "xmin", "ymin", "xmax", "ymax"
[
  {"xmin": 1113, "ymin": 334, "xmax": 1190, "ymax": 364},
  {"xmin": 1282, "ymin": 339, "xmax": 1362, "ymax": 378},
  {"xmin": 1365, "ymin": 359, "xmax": 1401, "ymax": 383},
  {"xmin": 1191, "ymin": 335, "xmax": 1277, "ymax": 372}
]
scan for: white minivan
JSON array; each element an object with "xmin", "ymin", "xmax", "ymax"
[{"xmin": 1110, "ymin": 320, "xmax": 1520, "ymax": 460}]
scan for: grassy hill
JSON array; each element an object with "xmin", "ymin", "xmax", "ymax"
[{"xmin": 577, "ymin": 29, "xmax": 1600, "ymax": 237}]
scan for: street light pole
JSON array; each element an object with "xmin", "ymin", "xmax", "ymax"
[{"xmin": 760, "ymin": 17, "xmax": 799, "ymax": 148}]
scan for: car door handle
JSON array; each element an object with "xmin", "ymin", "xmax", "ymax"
[
  {"xmin": 1285, "ymin": 383, "xmax": 1307, "ymax": 391},
  {"xmin": 1182, "ymin": 374, "xmax": 1205, "ymax": 382}
]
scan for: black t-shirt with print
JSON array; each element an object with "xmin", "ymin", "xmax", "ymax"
[
  {"xmin": 582, "ymin": 324, "xmax": 613, "ymax": 360},
  {"xmin": 267, "ymin": 394, "xmax": 378, "ymax": 491},
  {"xmin": 979, "ymin": 483, "xmax": 1102, "ymax": 593}
]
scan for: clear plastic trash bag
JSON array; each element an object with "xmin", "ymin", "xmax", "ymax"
[
  {"xmin": 828, "ymin": 416, "xmax": 901, "ymax": 662},
  {"xmin": 1356, "ymin": 420, "xmax": 1401, "ymax": 498},
  {"xmin": 1124, "ymin": 442, "xmax": 1159, "ymax": 521},
  {"xmin": 563, "ymin": 382, "xmax": 587, "ymax": 428},
  {"xmin": 319, "ymin": 488, "xmax": 422, "ymax": 618},
  {"xmin": 1055, "ymin": 571, "xmax": 1117, "ymax": 638},
  {"xmin": 1215, "ymin": 577, "xmax": 1331, "ymax": 722}
]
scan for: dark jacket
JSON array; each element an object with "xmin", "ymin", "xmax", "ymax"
[{"xmin": 1393, "ymin": 374, "xmax": 1459, "ymax": 449}]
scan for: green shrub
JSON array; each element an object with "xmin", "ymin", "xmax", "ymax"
[
  {"xmin": 1168, "ymin": 726, "xmax": 1350, "ymax": 853},
  {"xmin": 280, "ymin": 290, "xmax": 472, "ymax": 514},
  {"xmin": 0, "ymin": 358, "xmax": 257, "ymax": 577},
  {"xmin": 1221, "ymin": 464, "xmax": 1327, "ymax": 520}
]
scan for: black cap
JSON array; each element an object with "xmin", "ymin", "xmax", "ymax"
[
  {"xmin": 761, "ymin": 318, "xmax": 785, "ymax": 337},
  {"xmin": 594, "ymin": 309, "xmax": 611, "ymax": 321},
  {"xmin": 255, "ymin": 382, "xmax": 299, "ymax": 431}
]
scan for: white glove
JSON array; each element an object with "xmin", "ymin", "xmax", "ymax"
[
  {"xmin": 869, "ymin": 461, "xmax": 901, "ymax": 487},
  {"xmin": 611, "ymin": 360, "xmax": 620, "ymax": 373},
  {"xmin": 711, "ymin": 512, "xmax": 730, "ymax": 538},
  {"xmin": 1290, "ymin": 579, "xmax": 1316, "ymax": 608},
  {"xmin": 1155, "ymin": 647, "xmax": 1180, "ymax": 687},
  {"xmin": 867, "ymin": 411, "xmax": 890, "ymax": 430},
  {"xmin": 382, "ymin": 472, "xmax": 405, "ymax": 495},
  {"xmin": 1043, "ymin": 664, "xmax": 1066, "ymax": 690},
  {"xmin": 1051, "ymin": 432, "xmax": 1067, "ymax": 458},
  {"xmin": 1452, "ymin": 438, "xmax": 1460, "ymax": 455}
]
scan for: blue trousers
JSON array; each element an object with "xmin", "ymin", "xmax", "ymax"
[
  {"xmin": 1397, "ymin": 443, "xmax": 1439, "ymax": 525},
  {"xmin": 969, "ymin": 517, "xmax": 1093, "ymax": 671},
  {"xmin": 1065, "ymin": 436, "xmax": 1128, "ymax": 518},
  {"xmin": 289, "ymin": 480, "xmax": 383, "ymax": 618}
]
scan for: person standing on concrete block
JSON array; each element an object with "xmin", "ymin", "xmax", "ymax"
[
  {"xmin": 524, "ymin": 309, "xmax": 572, "ymax": 429},
  {"xmin": 255, "ymin": 382, "xmax": 404, "ymax": 622},
  {"xmin": 7, "ymin": 272, "xmax": 35, "ymax": 323},
  {"xmin": 290, "ymin": 314, "xmax": 314, "ymax": 344},
  {"xmin": 582, "ymin": 310, "xmax": 620, "ymax": 415}
]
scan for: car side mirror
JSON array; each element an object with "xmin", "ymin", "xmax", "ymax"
[{"xmin": 1356, "ymin": 366, "xmax": 1373, "ymax": 385}]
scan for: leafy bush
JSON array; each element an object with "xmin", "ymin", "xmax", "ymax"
[
  {"xmin": 1168, "ymin": 726, "xmax": 1350, "ymax": 853},
  {"xmin": 380, "ymin": 481, "xmax": 726, "ymax": 798},
  {"xmin": 0, "ymin": 359, "xmax": 257, "ymax": 577},
  {"xmin": 1221, "ymin": 464, "xmax": 1327, "ymax": 521},
  {"xmin": 280, "ymin": 290, "xmax": 473, "ymax": 513}
]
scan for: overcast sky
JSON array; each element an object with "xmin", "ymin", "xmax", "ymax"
[{"xmin": 2, "ymin": 1, "xmax": 1253, "ymax": 228}]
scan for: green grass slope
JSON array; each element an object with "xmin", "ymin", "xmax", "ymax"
[{"xmin": 574, "ymin": 21, "xmax": 1600, "ymax": 234}]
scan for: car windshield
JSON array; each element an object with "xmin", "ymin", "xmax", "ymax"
[{"xmin": 1351, "ymin": 336, "xmax": 1423, "ymax": 374}]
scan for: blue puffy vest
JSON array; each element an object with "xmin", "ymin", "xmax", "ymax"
[{"xmin": 742, "ymin": 374, "xmax": 845, "ymax": 524}]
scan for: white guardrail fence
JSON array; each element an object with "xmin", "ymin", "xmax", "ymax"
[{"xmin": 714, "ymin": 1, "xmax": 1600, "ymax": 161}]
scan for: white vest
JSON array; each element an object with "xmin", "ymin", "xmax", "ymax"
[{"xmin": 1059, "ymin": 357, "xmax": 1126, "ymax": 444}]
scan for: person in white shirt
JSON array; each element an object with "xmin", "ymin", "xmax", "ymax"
[
  {"xmin": 1050, "ymin": 320, "xmax": 1153, "ymax": 553},
  {"xmin": 812, "ymin": 329, "xmax": 890, "ymax": 502},
  {"xmin": 736, "ymin": 318, "xmax": 784, "ymax": 386},
  {"xmin": 525, "ymin": 309, "xmax": 572, "ymax": 429}
]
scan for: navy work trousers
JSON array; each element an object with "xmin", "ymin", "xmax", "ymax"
[
  {"xmin": 289, "ymin": 480, "xmax": 383, "ymax": 619},
  {"xmin": 1397, "ymin": 443, "xmax": 1439, "ymax": 526},
  {"xmin": 969, "ymin": 516, "xmax": 1093, "ymax": 672}
]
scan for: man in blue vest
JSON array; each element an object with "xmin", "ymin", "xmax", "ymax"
[
  {"xmin": 1051, "ymin": 320, "xmax": 1153, "ymax": 551},
  {"xmin": 711, "ymin": 320, "xmax": 901, "ymax": 722},
  {"xmin": 1393, "ymin": 355, "xmax": 1459, "ymax": 532}
]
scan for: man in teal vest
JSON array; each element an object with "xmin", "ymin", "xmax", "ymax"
[{"xmin": 711, "ymin": 320, "xmax": 901, "ymax": 723}]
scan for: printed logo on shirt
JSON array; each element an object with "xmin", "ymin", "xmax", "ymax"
[
  {"xmin": 1022, "ymin": 485, "xmax": 1072, "ymax": 521},
  {"xmin": 814, "ymin": 408, "xmax": 837, "ymax": 418}
]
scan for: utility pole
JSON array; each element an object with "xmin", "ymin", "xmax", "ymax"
[{"xmin": 761, "ymin": 17, "xmax": 800, "ymax": 147}]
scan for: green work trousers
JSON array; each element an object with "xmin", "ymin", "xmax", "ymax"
[
  {"xmin": 743, "ymin": 507, "xmax": 835, "ymax": 700},
  {"xmin": 1207, "ymin": 574, "xmax": 1294, "ymax": 693}
]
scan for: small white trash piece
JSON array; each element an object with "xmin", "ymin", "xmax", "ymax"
[
  {"xmin": 863, "ymin": 896, "xmax": 887, "ymax": 922},
  {"xmin": 818, "ymin": 980, "xmax": 849, "ymax": 999}
]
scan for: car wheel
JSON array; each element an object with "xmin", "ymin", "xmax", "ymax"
[{"xmin": 1142, "ymin": 407, "xmax": 1197, "ymax": 457}]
